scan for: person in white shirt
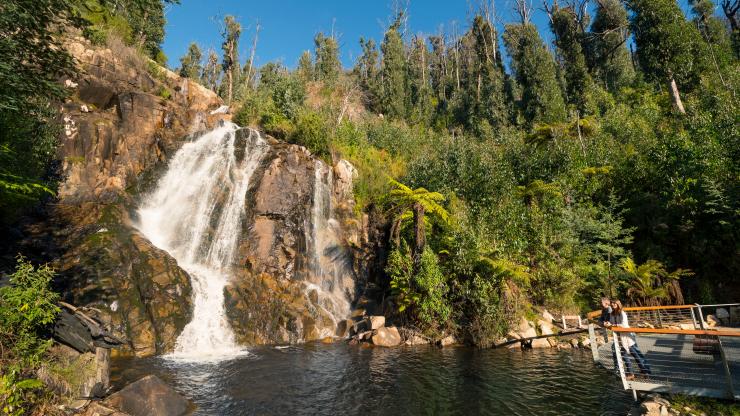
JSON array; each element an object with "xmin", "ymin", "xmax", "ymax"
[{"xmin": 604, "ymin": 299, "xmax": 652, "ymax": 380}]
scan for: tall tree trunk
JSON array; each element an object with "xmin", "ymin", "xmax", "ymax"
[
  {"xmin": 227, "ymin": 70, "xmax": 233, "ymax": 105},
  {"xmin": 413, "ymin": 202, "xmax": 426, "ymax": 266},
  {"xmin": 246, "ymin": 22, "xmax": 261, "ymax": 90},
  {"xmin": 668, "ymin": 77, "xmax": 686, "ymax": 114}
]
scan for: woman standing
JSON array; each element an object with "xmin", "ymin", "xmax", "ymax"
[{"xmin": 605, "ymin": 300, "xmax": 652, "ymax": 380}]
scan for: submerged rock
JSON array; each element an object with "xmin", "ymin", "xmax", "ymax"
[{"xmin": 105, "ymin": 375, "xmax": 189, "ymax": 416}]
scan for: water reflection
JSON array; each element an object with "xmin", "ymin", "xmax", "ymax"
[{"xmin": 112, "ymin": 344, "xmax": 633, "ymax": 416}]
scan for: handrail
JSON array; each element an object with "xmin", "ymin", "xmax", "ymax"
[
  {"xmin": 586, "ymin": 304, "xmax": 695, "ymax": 319},
  {"xmin": 623, "ymin": 305, "xmax": 694, "ymax": 311},
  {"xmin": 611, "ymin": 327, "xmax": 740, "ymax": 337}
]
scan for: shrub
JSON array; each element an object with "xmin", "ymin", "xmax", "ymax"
[
  {"xmin": 289, "ymin": 111, "xmax": 330, "ymax": 158},
  {"xmin": 0, "ymin": 257, "xmax": 60, "ymax": 415}
]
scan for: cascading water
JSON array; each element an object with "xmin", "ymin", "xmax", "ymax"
[
  {"xmin": 137, "ymin": 122, "xmax": 268, "ymax": 359},
  {"xmin": 306, "ymin": 160, "xmax": 352, "ymax": 337}
]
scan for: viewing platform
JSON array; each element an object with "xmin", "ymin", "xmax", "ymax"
[{"xmin": 588, "ymin": 303, "xmax": 740, "ymax": 401}]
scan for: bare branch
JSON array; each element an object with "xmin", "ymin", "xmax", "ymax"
[{"xmin": 514, "ymin": 0, "xmax": 535, "ymax": 23}]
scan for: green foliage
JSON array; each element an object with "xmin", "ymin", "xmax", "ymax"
[
  {"xmin": 504, "ymin": 23, "xmax": 567, "ymax": 126},
  {"xmin": 290, "ymin": 111, "xmax": 330, "ymax": 158},
  {"xmin": 221, "ymin": 15, "xmax": 242, "ymax": 104},
  {"xmin": 386, "ymin": 245, "xmax": 451, "ymax": 335},
  {"xmin": 387, "ymin": 244, "xmax": 417, "ymax": 313},
  {"xmin": 619, "ymin": 258, "xmax": 693, "ymax": 306},
  {"xmin": 454, "ymin": 15, "xmax": 510, "ymax": 129},
  {"xmin": 354, "ymin": 37, "xmax": 381, "ymax": 110},
  {"xmin": 414, "ymin": 249, "xmax": 451, "ymax": 330},
  {"xmin": 314, "ymin": 33, "xmax": 341, "ymax": 83},
  {"xmin": 550, "ymin": 5, "xmax": 593, "ymax": 114},
  {"xmin": 0, "ymin": 258, "xmax": 60, "ymax": 415},
  {"xmin": 589, "ymin": 0, "xmax": 635, "ymax": 92},
  {"xmin": 627, "ymin": 0, "xmax": 708, "ymax": 90},
  {"xmin": 178, "ymin": 42, "xmax": 202, "ymax": 79},
  {"xmin": 201, "ymin": 49, "xmax": 221, "ymax": 91},
  {"xmin": 380, "ymin": 14, "xmax": 408, "ymax": 119},
  {"xmin": 670, "ymin": 394, "xmax": 740, "ymax": 416},
  {"xmin": 297, "ymin": 50, "xmax": 314, "ymax": 82},
  {"xmin": 0, "ymin": 0, "xmax": 84, "ymax": 222}
]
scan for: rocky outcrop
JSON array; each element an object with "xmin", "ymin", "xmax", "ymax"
[
  {"xmin": 224, "ymin": 140, "xmax": 361, "ymax": 344},
  {"xmin": 59, "ymin": 36, "xmax": 225, "ymax": 204},
  {"xmin": 18, "ymin": 36, "xmax": 226, "ymax": 357},
  {"xmin": 54, "ymin": 204, "xmax": 193, "ymax": 356}
]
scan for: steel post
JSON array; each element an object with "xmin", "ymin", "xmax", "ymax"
[
  {"xmin": 695, "ymin": 304, "xmax": 706, "ymax": 330},
  {"xmin": 614, "ymin": 332, "xmax": 629, "ymax": 390},
  {"xmin": 717, "ymin": 336, "xmax": 736, "ymax": 400},
  {"xmin": 588, "ymin": 324, "xmax": 599, "ymax": 362}
]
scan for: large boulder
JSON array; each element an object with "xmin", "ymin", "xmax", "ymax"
[
  {"xmin": 531, "ymin": 338, "xmax": 551, "ymax": 348},
  {"xmin": 105, "ymin": 375, "xmax": 189, "ymax": 416},
  {"xmin": 368, "ymin": 316, "xmax": 386, "ymax": 330},
  {"xmin": 372, "ymin": 327, "xmax": 402, "ymax": 347},
  {"xmin": 517, "ymin": 317, "xmax": 537, "ymax": 339},
  {"xmin": 541, "ymin": 309, "xmax": 554, "ymax": 324},
  {"xmin": 53, "ymin": 205, "xmax": 192, "ymax": 357}
]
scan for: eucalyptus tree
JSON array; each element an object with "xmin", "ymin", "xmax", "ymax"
[
  {"xmin": 201, "ymin": 49, "xmax": 221, "ymax": 92},
  {"xmin": 380, "ymin": 13, "xmax": 409, "ymax": 119},
  {"xmin": 221, "ymin": 15, "xmax": 242, "ymax": 104},
  {"xmin": 626, "ymin": 0, "xmax": 708, "ymax": 114},
  {"xmin": 314, "ymin": 32, "xmax": 341, "ymax": 83},
  {"xmin": 589, "ymin": 0, "xmax": 635, "ymax": 92},
  {"xmin": 178, "ymin": 42, "xmax": 202, "ymax": 79},
  {"xmin": 503, "ymin": 22, "xmax": 567, "ymax": 126},
  {"xmin": 354, "ymin": 37, "xmax": 381, "ymax": 110},
  {"xmin": 547, "ymin": 3, "xmax": 593, "ymax": 114}
]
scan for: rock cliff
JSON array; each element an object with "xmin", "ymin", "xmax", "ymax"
[{"xmin": 24, "ymin": 36, "xmax": 364, "ymax": 356}]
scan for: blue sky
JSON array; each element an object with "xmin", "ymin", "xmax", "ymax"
[{"xmin": 162, "ymin": 0, "xmax": 697, "ymax": 70}]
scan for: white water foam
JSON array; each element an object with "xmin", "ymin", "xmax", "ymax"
[
  {"xmin": 137, "ymin": 122, "xmax": 268, "ymax": 361},
  {"xmin": 305, "ymin": 160, "xmax": 352, "ymax": 337}
]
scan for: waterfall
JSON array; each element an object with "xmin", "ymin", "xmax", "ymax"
[
  {"xmin": 137, "ymin": 122, "xmax": 268, "ymax": 359},
  {"xmin": 306, "ymin": 160, "xmax": 352, "ymax": 337}
]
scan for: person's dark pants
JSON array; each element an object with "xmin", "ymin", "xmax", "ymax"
[
  {"xmin": 626, "ymin": 344, "xmax": 651, "ymax": 375},
  {"xmin": 611, "ymin": 342, "xmax": 652, "ymax": 375}
]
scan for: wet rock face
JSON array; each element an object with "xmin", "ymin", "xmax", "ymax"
[
  {"xmin": 54, "ymin": 205, "xmax": 192, "ymax": 357},
  {"xmin": 37, "ymin": 37, "xmax": 220, "ymax": 357},
  {"xmin": 224, "ymin": 141, "xmax": 361, "ymax": 344},
  {"xmin": 244, "ymin": 142, "xmax": 315, "ymax": 279}
]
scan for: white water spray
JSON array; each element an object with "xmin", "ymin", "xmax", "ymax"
[
  {"xmin": 137, "ymin": 122, "xmax": 268, "ymax": 360},
  {"xmin": 306, "ymin": 161, "xmax": 352, "ymax": 337}
]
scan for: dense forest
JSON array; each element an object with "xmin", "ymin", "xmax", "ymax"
[{"xmin": 0, "ymin": 1, "xmax": 738, "ymax": 407}]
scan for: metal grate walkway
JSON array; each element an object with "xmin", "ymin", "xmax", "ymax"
[{"xmin": 590, "ymin": 323, "xmax": 740, "ymax": 400}]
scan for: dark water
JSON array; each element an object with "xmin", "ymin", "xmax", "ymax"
[{"xmin": 112, "ymin": 343, "xmax": 634, "ymax": 416}]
